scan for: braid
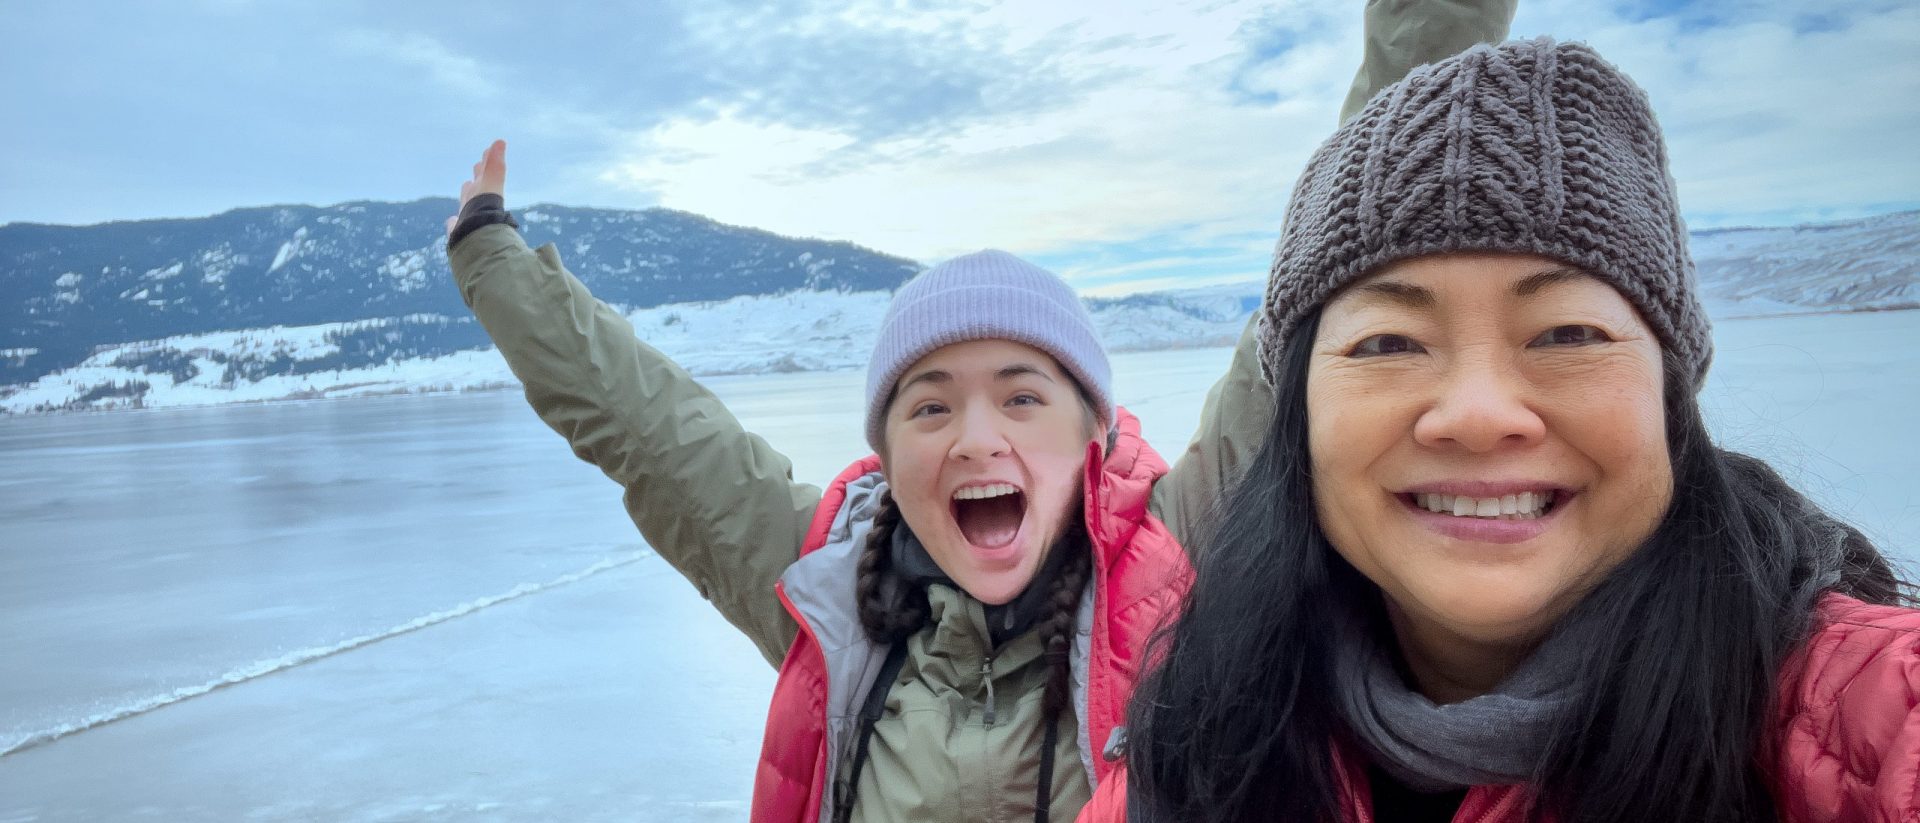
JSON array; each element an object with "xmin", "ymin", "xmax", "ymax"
[
  {"xmin": 855, "ymin": 492, "xmax": 929, "ymax": 644},
  {"xmin": 1039, "ymin": 523, "xmax": 1093, "ymax": 724}
]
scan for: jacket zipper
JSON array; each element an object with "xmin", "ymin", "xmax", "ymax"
[
  {"xmin": 1450, "ymin": 787, "xmax": 1516, "ymax": 823},
  {"xmin": 981, "ymin": 655, "xmax": 997, "ymax": 726}
]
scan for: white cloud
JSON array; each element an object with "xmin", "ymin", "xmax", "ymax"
[
  {"xmin": 1514, "ymin": 0, "xmax": 1920, "ymax": 228},
  {"xmin": 337, "ymin": 30, "xmax": 495, "ymax": 100},
  {"xmin": 597, "ymin": 0, "xmax": 1354, "ymax": 260},
  {"xmin": 589, "ymin": 0, "xmax": 1914, "ymax": 273}
]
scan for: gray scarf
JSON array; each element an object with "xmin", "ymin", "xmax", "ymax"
[{"xmin": 1331, "ymin": 607, "xmax": 1581, "ymax": 793}]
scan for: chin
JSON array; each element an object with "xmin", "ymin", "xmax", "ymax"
[
  {"xmin": 964, "ymin": 577, "xmax": 1025, "ymax": 606},
  {"xmin": 955, "ymin": 544, "xmax": 1045, "ymax": 605},
  {"xmin": 1422, "ymin": 586, "xmax": 1565, "ymax": 645}
]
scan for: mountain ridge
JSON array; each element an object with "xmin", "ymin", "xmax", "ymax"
[{"xmin": 0, "ymin": 198, "xmax": 923, "ymax": 386}]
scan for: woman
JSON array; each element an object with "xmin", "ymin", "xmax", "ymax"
[
  {"xmin": 1104, "ymin": 38, "xmax": 1920, "ymax": 823},
  {"xmin": 441, "ymin": 6, "xmax": 1516, "ymax": 820}
]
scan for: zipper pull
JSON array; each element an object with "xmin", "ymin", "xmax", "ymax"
[{"xmin": 981, "ymin": 657, "xmax": 997, "ymax": 726}]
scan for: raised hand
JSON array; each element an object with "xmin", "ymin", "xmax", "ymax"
[{"xmin": 446, "ymin": 139, "xmax": 507, "ymax": 239}]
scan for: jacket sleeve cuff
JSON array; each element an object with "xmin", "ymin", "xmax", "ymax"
[{"xmin": 447, "ymin": 193, "xmax": 520, "ymax": 253}]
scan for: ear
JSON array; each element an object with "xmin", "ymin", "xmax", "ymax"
[{"xmin": 1083, "ymin": 404, "xmax": 1109, "ymax": 451}]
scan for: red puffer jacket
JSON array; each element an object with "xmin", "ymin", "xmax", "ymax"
[{"xmin": 1081, "ymin": 593, "xmax": 1920, "ymax": 822}]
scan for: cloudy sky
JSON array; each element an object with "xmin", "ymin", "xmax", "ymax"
[{"xmin": 3, "ymin": 0, "xmax": 1915, "ymax": 294}]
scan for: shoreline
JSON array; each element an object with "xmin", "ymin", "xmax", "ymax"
[{"xmin": 3, "ymin": 307, "xmax": 1912, "ymax": 420}]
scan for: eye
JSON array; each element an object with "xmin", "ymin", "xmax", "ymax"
[
  {"xmin": 1529, "ymin": 325, "xmax": 1611, "ymax": 347},
  {"xmin": 1006, "ymin": 393, "xmax": 1042, "ymax": 408},
  {"xmin": 1348, "ymin": 334, "xmax": 1426, "ymax": 357},
  {"xmin": 908, "ymin": 401, "xmax": 948, "ymax": 419}
]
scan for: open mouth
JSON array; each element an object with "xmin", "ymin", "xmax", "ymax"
[
  {"xmin": 951, "ymin": 483, "xmax": 1026, "ymax": 549},
  {"xmin": 1400, "ymin": 490, "xmax": 1565, "ymax": 521}
]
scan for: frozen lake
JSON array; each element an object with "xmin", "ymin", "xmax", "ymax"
[{"xmin": 3, "ymin": 309, "xmax": 1917, "ymax": 821}]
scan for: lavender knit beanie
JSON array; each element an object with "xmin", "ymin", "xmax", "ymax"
[
  {"xmin": 1258, "ymin": 37, "xmax": 1713, "ymax": 389},
  {"xmin": 865, "ymin": 249, "xmax": 1112, "ymax": 453}
]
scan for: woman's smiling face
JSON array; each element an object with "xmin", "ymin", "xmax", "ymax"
[
  {"xmin": 1307, "ymin": 253, "xmax": 1674, "ymax": 653},
  {"xmin": 880, "ymin": 338, "xmax": 1101, "ymax": 605}
]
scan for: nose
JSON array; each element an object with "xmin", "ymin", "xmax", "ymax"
[
  {"xmin": 1412, "ymin": 352, "xmax": 1546, "ymax": 453},
  {"xmin": 948, "ymin": 405, "xmax": 1011, "ymax": 462}
]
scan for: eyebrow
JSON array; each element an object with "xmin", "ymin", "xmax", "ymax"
[
  {"xmin": 898, "ymin": 370, "xmax": 951, "ymax": 393},
  {"xmin": 1349, "ymin": 265, "xmax": 1591, "ymax": 310},
  {"xmin": 1512, "ymin": 267, "xmax": 1589, "ymax": 297},
  {"xmin": 898, "ymin": 363, "xmax": 1057, "ymax": 393},
  {"xmin": 997, "ymin": 363, "xmax": 1056, "ymax": 383},
  {"xmin": 1351, "ymin": 280, "xmax": 1437, "ymax": 310}
]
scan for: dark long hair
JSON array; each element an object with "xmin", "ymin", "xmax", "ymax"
[{"xmin": 1125, "ymin": 310, "xmax": 1910, "ymax": 823}]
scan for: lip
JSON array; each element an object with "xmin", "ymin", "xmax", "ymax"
[
  {"xmin": 1397, "ymin": 480, "xmax": 1571, "ymax": 498},
  {"xmin": 948, "ymin": 478, "xmax": 1025, "ymax": 498},
  {"xmin": 1394, "ymin": 488, "xmax": 1577, "ymax": 545}
]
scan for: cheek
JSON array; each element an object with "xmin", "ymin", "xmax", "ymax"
[
  {"xmin": 1008, "ymin": 418, "xmax": 1094, "ymax": 519},
  {"xmin": 1307, "ymin": 364, "xmax": 1418, "ymax": 447},
  {"xmin": 882, "ymin": 437, "xmax": 941, "ymax": 502},
  {"xmin": 1015, "ymin": 432, "xmax": 1091, "ymax": 497},
  {"xmin": 1307, "ymin": 370, "xmax": 1410, "ymax": 537},
  {"xmin": 1547, "ymin": 360, "xmax": 1673, "ymax": 559}
]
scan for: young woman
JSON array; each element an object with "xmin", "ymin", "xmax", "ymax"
[
  {"xmin": 441, "ymin": 6, "xmax": 1516, "ymax": 820},
  {"xmin": 1102, "ymin": 38, "xmax": 1920, "ymax": 823}
]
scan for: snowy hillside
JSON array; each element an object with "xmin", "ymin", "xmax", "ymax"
[
  {"xmin": 2, "ymin": 208, "xmax": 1911, "ymax": 414},
  {"xmin": 0, "ymin": 289, "xmax": 1255, "ymax": 413},
  {"xmin": 0, "ymin": 199, "xmax": 921, "ymax": 387},
  {"xmin": 1692, "ymin": 209, "xmax": 1919, "ymax": 317}
]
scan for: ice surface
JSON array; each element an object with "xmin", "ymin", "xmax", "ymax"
[{"xmin": 0, "ymin": 310, "xmax": 1914, "ymax": 820}]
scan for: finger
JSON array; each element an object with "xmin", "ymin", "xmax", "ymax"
[
  {"xmin": 445, "ymin": 215, "xmax": 457, "ymax": 237},
  {"xmin": 478, "ymin": 139, "xmax": 507, "ymax": 195},
  {"xmin": 460, "ymin": 179, "xmax": 474, "ymax": 201},
  {"xmin": 484, "ymin": 139, "xmax": 505, "ymax": 177}
]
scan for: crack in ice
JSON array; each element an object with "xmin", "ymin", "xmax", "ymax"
[{"xmin": 0, "ymin": 550, "xmax": 653, "ymax": 759}]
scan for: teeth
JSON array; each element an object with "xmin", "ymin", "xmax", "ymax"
[
  {"xmin": 953, "ymin": 483, "xmax": 1019, "ymax": 501},
  {"xmin": 1413, "ymin": 491, "xmax": 1555, "ymax": 520}
]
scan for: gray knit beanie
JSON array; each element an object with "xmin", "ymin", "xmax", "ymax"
[
  {"xmin": 865, "ymin": 249, "xmax": 1113, "ymax": 453},
  {"xmin": 1258, "ymin": 37, "xmax": 1713, "ymax": 389}
]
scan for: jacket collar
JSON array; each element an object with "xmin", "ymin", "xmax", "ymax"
[{"xmin": 1082, "ymin": 407, "xmax": 1166, "ymax": 556}]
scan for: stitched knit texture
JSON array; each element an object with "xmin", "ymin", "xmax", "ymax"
[
  {"xmin": 865, "ymin": 249, "xmax": 1113, "ymax": 452},
  {"xmin": 1257, "ymin": 37, "xmax": 1713, "ymax": 389}
]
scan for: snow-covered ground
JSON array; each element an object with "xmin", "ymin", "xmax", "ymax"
[{"xmin": 0, "ymin": 309, "xmax": 1915, "ymax": 821}]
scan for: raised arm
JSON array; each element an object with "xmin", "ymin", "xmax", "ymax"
[
  {"xmin": 1343, "ymin": 0, "xmax": 1519, "ymax": 122},
  {"xmin": 1147, "ymin": 0, "xmax": 1516, "ymax": 554},
  {"xmin": 447, "ymin": 141, "xmax": 817, "ymax": 667}
]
